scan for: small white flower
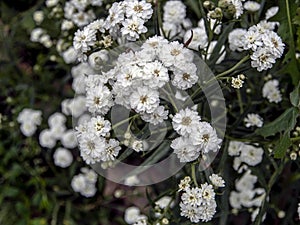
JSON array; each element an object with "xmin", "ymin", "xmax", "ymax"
[
  {"xmin": 171, "ymin": 137, "xmax": 200, "ymax": 162},
  {"xmin": 231, "ymin": 76, "xmax": 244, "ymax": 89},
  {"xmin": 73, "ymin": 26, "xmax": 97, "ymax": 53},
  {"xmin": 181, "ymin": 187, "xmax": 202, "ymax": 207},
  {"xmin": 262, "ymin": 79, "xmax": 282, "ymax": 103},
  {"xmin": 244, "ymin": 1, "xmax": 260, "ymax": 12},
  {"xmin": 209, "ymin": 174, "xmax": 225, "ymax": 187},
  {"xmin": 121, "ymin": 16, "xmax": 147, "ymax": 41},
  {"xmin": 228, "ymin": 141, "xmax": 244, "ymax": 156},
  {"xmin": 88, "ymin": 50, "xmax": 109, "ymax": 70},
  {"xmin": 180, "ymin": 202, "xmax": 201, "ymax": 223},
  {"xmin": 265, "ymin": 6, "xmax": 279, "ymax": 20},
  {"xmin": 86, "ymin": 85, "xmax": 113, "ymax": 115},
  {"xmin": 178, "ymin": 176, "xmax": 191, "ymax": 192},
  {"xmin": 155, "ymin": 196, "xmax": 174, "ymax": 209},
  {"xmin": 39, "ymin": 129, "xmax": 56, "ymax": 148},
  {"xmin": 130, "ymin": 87, "xmax": 159, "ymax": 113},
  {"xmin": 240, "ymin": 144, "xmax": 264, "ymax": 166},
  {"xmin": 126, "ymin": 0, "xmax": 153, "ymax": 20},
  {"xmin": 20, "ymin": 123, "xmax": 37, "ymax": 137},
  {"xmin": 228, "ymin": 28, "xmax": 247, "ymax": 52},
  {"xmin": 244, "ymin": 113, "xmax": 263, "ymax": 128},
  {"xmin": 53, "ymin": 147, "xmax": 73, "ymax": 168},
  {"xmin": 172, "ymin": 108, "xmax": 201, "ymax": 136},
  {"xmin": 172, "ymin": 63, "xmax": 198, "ymax": 90},
  {"xmin": 251, "ymin": 48, "xmax": 276, "ymax": 71},
  {"xmin": 61, "ymin": 130, "xmax": 78, "ymax": 149},
  {"xmin": 192, "ymin": 122, "xmax": 222, "ymax": 153},
  {"xmin": 124, "ymin": 206, "xmax": 141, "ymax": 224},
  {"xmin": 163, "ymin": 0, "xmax": 186, "ymax": 24}
]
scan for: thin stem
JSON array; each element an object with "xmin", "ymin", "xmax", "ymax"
[
  {"xmin": 254, "ymin": 157, "xmax": 288, "ymax": 225},
  {"xmin": 215, "ymin": 55, "xmax": 250, "ymax": 79},
  {"xmin": 191, "ymin": 163, "xmax": 198, "ymax": 187},
  {"xmin": 112, "ymin": 114, "xmax": 139, "ymax": 130},
  {"xmin": 291, "ymin": 136, "xmax": 300, "ymax": 142},
  {"xmin": 237, "ymin": 89, "xmax": 244, "ymax": 114}
]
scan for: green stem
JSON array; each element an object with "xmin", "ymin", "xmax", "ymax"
[
  {"xmin": 191, "ymin": 163, "xmax": 198, "ymax": 187},
  {"xmin": 254, "ymin": 157, "xmax": 288, "ymax": 225},
  {"xmin": 215, "ymin": 55, "xmax": 250, "ymax": 79},
  {"xmin": 112, "ymin": 114, "xmax": 139, "ymax": 130},
  {"xmin": 237, "ymin": 89, "xmax": 244, "ymax": 114},
  {"xmin": 291, "ymin": 136, "xmax": 300, "ymax": 142}
]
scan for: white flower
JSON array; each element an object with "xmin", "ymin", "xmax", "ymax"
[
  {"xmin": 61, "ymin": 20, "xmax": 74, "ymax": 31},
  {"xmin": 262, "ymin": 31, "xmax": 285, "ymax": 58},
  {"xmin": 90, "ymin": 0, "xmax": 103, "ymax": 6},
  {"xmin": 232, "ymin": 0, "xmax": 244, "ymax": 19},
  {"xmin": 141, "ymin": 106, "xmax": 169, "ymax": 125},
  {"xmin": 33, "ymin": 10, "xmax": 44, "ymax": 25},
  {"xmin": 163, "ymin": 0, "xmax": 186, "ymax": 24},
  {"xmin": 235, "ymin": 170, "xmax": 257, "ymax": 192},
  {"xmin": 244, "ymin": 1, "xmax": 260, "ymax": 12},
  {"xmin": 104, "ymin": 2, "xmax": 125, "ymax": 29},
  {"xmin": 88, "ymin": 116, "xmax": 111, "ymax": 137},
  {"xmin": 124, "ymin": 175, "xmax": 140, "ymax": 186},
  {"xmin": 178, "ymin": 176, "xmax": 191, "ymax": 192},
  {"xmin": 183, "ymin": 28, "xmax": 208, "ymax": 51},
  {"xmin": 251, "ymin": 48, "xmax": 276, "ymax": 71},
  {"xmin": 172, "ymin": 63, "xmax": 198, "ymax": 90},
  {"xmin": 101, "ymin": 138, "xmax": 121, "ymax": 162},
  {"xmin": 48, "ymin": 112, "xmax": 66, "ymax": 127},
  {"xmin": 143, "ymin": 60, "xmax": 169, "ymax": 88},
  {"xmin": 53, "ymin": 147, "xmax": 73, "ymax": 168},
  {"xmin": 131, "ymin": 140, "xmax": 144, "ymax": 152},
  {"xmin": 172, "ymin": 108, "xmax": 201, "ymax": 136},
  {"xmin": 62, "ymin": 47, "xmax": 77, "ymax": 64},
  {"xmin": 171, "ymin": 137, "xmax": 200, "ymax": 162},
  {"xmin": 243, "ymin": 30, "xmax": 263, "ymax": 51},
  {"xmin": 240, "ymin": 144, "xmax": 264, "ymax": 166},
  {"xmin": 20, "ymin": 123, "xmax": 37, "ymax": 137},
  {"xmin": 200, "ymin": 183, "xmax": 215, "ymax": 204},
  {"xmin": 30, "ymin": 28, "xmax": 45, "ymax": 42},
  {"xmin": 71, "ymin": 172, "xmax": 97, "ymax": 198},
  {"xmin": 198, "ymin": 200, "xmax": 217, "ymax": 222},
  {"xmin": 130, "ymin": 87, "xmax": 159, "ymax": 113},
  {"xmin": 262, "ymin": 79, "xmax": 282, "ymax": 103},
  {"xmin": 79, "ymin": 133, "xmax": 106, "ymax": 164},
  {"xmin": 192, "ymin": 122, "xmax": 222, "ymax": 153},
  {"xmin": 159, "ymin": 41, "xmax": 193, "ymax": 67},
  {"xmin": 49, "ymin": 123, "xmax": 67, "ymax": 141},
  {"xmin": 46, "ymin": 0, "xmax": 58, "ymax": 7},
  {"xmin": 180, "ymin": 202, "xmax": 201, "ymax": 223},
  {"xmin": 126, "ymin": 0, "xmax": 153, "ymax": 20},
  {"xmin": 209, "ymin": 174, "xmax": 225, "ymax": 187},
  {"xmin": 141, "ymin": 35, "xmax": 168, "ymax": 57},
  {"xmin": 228, "ymin": 141, "xmax": 244, "ymax": 156},
  {"xmin": 73, "ymin": 26, "xmax": 97, "ymax": 53},
  {"xmin": 155, "ymin": 196, "xmax": 174, "ymax": 209},
  {"xmin": 61, "ymin": 130, "xmax": 78, "ymax": 149},
  {"xmin": 124, "ymin": 206, "xmax": 141, "ymax": 224},
  {"xmin": 86, "ymin": 85, "xmax": 113, "ymax": 115},
  {"xmin": 39, "ymin": 129, "xmax": 56, "ymax": 148},
  {"xmin": 228, "ymin": 28, "xmax": 247, "ymax": 52},
  {"xmin": 181, "ymin": 187, "xmax": 202, "ymax": 207},
  {"xmin": 244, "ymin": 113, "xmax": 263, "ymax": 128},
  {"xmin": 231, "ymin": 76, "xmax": 244, "ymax": 89},
  {"xmin": 265, "ymin": 6, "xmax": 279, "ymax": 20},
  {"xmin": 229, "ymin": 191, "xmax": 243, "ymax": 209},
  {"xmin": 121, "ymin": 16, "xmax": 148, "ymax": 41}
]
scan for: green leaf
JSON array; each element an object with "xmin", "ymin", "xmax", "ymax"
[
  {"xmin": 186, "ymin": 0, "xmax": 201, "ymax": 19},
  {"xmin": 290, "ymin": 82, "xmax": 300, "ymax": 107},
  {"xmin": 255, "ymin": 107, "xmax": 299, "ymax": 137},
  {"xmin": 274, "ymin": 132, "xmax": 292, "ymax": 158}
]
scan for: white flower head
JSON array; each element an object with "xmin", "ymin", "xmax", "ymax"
[
  {"xmin": 130, "ymin": 87, "xmax": 159, "ymax": 113},
  {"xmin": 244, "ymin": 1, "xmax": 260, "ymax": 12},
  {"xmin": 53, "ymin": 147, "xmax": 73, "ymax": 168},
  {"xmin": 209, "ymin": 174, "xmax": 225, "ymax": 187},
  {"xmin": 171, "ymin": 136, "xmax": 200, "ymax": 162},
  {"xmin": 244, "ymin": 113, "xmax": 263, "ymax": 128},
  {"xmin": 192, "ymin": 122, "xmax": 222, "ymax": 153},
  {"xmin": 172, "ymin": 108, "xmax": 201, "ymax": 136}
]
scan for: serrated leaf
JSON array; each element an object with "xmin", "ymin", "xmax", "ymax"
[
  {"xmin": 256, "ymin": 107, "xmax": 299, "ymax": 137},
  {"xmin": 274, "ymin": 132, "xmax": 292, "ymax": 158},
  {"xmin": 290, "ymin": 82, "xmax": 300, "ymax": 107}
]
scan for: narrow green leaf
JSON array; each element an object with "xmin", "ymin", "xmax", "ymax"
[
  {"xmin": 255, "ymin": 107, "xmax": 299, "ymax": 137},
  {"xmin": 290, "ymin": 82, "xmax": 300, "ymax": 107},
  {"xmin": 274, "ymin": 132, "xmax": 292, "ymax": 158}
]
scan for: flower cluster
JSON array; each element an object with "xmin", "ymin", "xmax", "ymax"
[
  {"xmin": 71, "ymin": 167, "xmax": 98, "ymax": 197},
  {"xmin": 17, "ymin": 108, "xmax": 42, "ymax": 137},
  {"xmin": 53, "ymin": 147, "xmax": 74, "ymax": 168},
  {"xmin": 73, "ymin": 0, "xmax": 153, "ymax": 61},
  {"xmin": 228, "ymin": 141, "xmax": 266, "ymax": 222},
  {"xmin": 124, "ymin": 206, "xmax": 148, "ymax": 225},
  {"xmin": 162, "ymin": 0, "xmax": 191, "ymax": 38},
  {"xmin": 262, "ymin": 78, "xmax": 282, "ymax": 103},
  {"xmin": 171, "ymin": 108, "xmax": 222, "ymax": 162},
  {"xmin": 229, "ymin": 170, "xmax": 266, "ymax": 222},
  {"xmin": 228, "ymin": 141, "xmax": 264, "ymax": 170},
  {"xmin": 39, "ymin": 112, "xmax": 77, "ymax": 149},
  {"xmin": 178, "ymin": 175, "xmax": 224, "ymax": 223}
]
